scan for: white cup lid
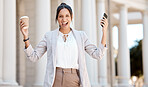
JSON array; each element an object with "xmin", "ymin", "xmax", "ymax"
[{"xmin": 20, "ymin": 16, "xmax": 29, "ymax": 19}]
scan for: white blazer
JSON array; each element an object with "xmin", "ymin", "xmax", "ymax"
[{"xmin": 24, "ymin": 28, "xmax": 107, "ymax": 87}]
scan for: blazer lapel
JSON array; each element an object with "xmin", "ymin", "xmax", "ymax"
[
  {"xmin": 52, "ymin": 28, "xmax": 59, "ymax": 66},
  {"xmin": 72, "ymin": 29, "xmax": 82, "ymax": 65}
]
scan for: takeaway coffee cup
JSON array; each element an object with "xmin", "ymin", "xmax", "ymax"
[{"xmin": 20, "ymin": 16, "xmax": 29, "ymax": 29}]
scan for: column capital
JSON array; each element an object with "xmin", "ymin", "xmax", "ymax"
[
  {"xmin": 116, "ymin": 4, "xmax": 129, "ymax": 10},
  {"xmin": 119, "ymin": 4, "xmax": 128, "ymax": 9}
]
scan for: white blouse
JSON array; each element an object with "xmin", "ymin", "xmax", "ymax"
[{"xmin": 56, "ymin": 31, "xmax": 79, "ymax": 69}]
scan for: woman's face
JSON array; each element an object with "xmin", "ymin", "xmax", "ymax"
[{"xmin": 57, "ymin": 8, "xmax": 72, "ymax": 29}]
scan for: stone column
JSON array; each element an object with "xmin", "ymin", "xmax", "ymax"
[
  {"xmin": 97, "ymin": 0, "xmax": 108, "ymax": 86},
  {"xmin": 82, "ymin": 0, "xmax": 92, "ymax": 44},
  {"xmin": 117, "ymin": 5, "xmax": 130, "ymax": 86},
  {"xmin": 142, "ymin": 11, "xmax": 148, "ymax": 87},
  {"xmin": 82, "ymin": 0, "xmax": 97, "ymax": 86},
  {"xmin": 91, "ymin": 0, "xmax": 100, "ymax": 87},
  {"xmin": 109, "ymin": 25, "xmax": 116, "ymax": 87},
  {"xmin": 59, "ymin": 0, "xmax": 75, "ymax": 29},
  {"xmin": 0, "ymin": 0, "xmax": 3, "ymax": 83},
  {"xmin": 3, "ymin": 0, "xmax": 18, "ymax": 85},
  {"xmin": 33, "ymin": 0, "xmax": 51, "ymax": 87}
]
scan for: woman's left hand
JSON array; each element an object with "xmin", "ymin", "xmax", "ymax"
[
  {"xmin": 100, "ymin": 17, "xmax": 108, "ymax": 46},
  {"xmin": 100, "ymin": 17, "xmax": 108, "ymax": 32}
]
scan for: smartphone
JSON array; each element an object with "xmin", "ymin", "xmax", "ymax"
[
  {"xmin": 101, "ymin": 13, "xmax": 108, "ymax": 27},
  {"xmin": 103, "ymin": 13, "xmax": 108, "ymax": 19}
]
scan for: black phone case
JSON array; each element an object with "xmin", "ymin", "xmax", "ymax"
[
  {"xmin": 101, "ymin": 13, "xmax": 108, "ymax": 27},
  {"xmin": 103, "ymin": 13, "xmax": 108, "ymax": 19}
]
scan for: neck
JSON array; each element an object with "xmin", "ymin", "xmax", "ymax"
[{"xmin": 59, "ymin": 27, "xmax": 71, "ymax": 34}]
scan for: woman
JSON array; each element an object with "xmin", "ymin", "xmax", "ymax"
[{"xmin": 20, "ymin": 3, "xmax": 108, "ymax": 87}]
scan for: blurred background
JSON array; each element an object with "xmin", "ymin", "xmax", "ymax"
[{"xmin": 0, "ymin": 0, "xmax": 148, "ymax": 87}]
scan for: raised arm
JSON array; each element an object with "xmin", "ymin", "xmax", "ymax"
[
  {"xmin": 20, "ymin": 17, "xmax": 47, "ymax": 62},
  {"xmin": 83, "ymin": 16, "xmax": 108, "ymax": 60}
]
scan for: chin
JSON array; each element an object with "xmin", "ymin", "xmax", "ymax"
[{"xmin": 61, "ymin": 26, "xmax": 70, "ymax": 29}]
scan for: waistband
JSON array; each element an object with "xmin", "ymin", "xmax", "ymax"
[{"xmin": 56, "ymin": 67, "xmax": 79, "ymax": 74}]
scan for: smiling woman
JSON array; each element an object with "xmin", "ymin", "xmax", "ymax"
[
  {"xmin": 56, "ymin": 3, "xmax": 73, "ymax": 35},
  {"xmin": 19, "ymin": 2, "xmax": 108, "ymax": 87}
]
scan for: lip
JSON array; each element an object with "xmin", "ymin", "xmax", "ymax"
[{"xmin": 62, "ymin": 22, "xmax": 68, "ymax": 27}]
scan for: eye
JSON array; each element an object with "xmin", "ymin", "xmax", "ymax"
[
  {"xmin": 66, "ymin": 15, "xmax": 70, "ymax": 17},
  {"xmin": 59, "ymin": 15, "xmax": 63, "ymax": 18}
]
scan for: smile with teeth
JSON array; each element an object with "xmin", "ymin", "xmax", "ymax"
[{"xmin": 62, "ymin": 22, "xmax": 68, "ymax": 26}]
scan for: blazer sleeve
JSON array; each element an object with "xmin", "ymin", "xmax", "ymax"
[
  {"xmin": 24, "ymin": 33, "xmax": 47, "ymax": 62},
  {"xmin": 82, "ymin": 31, "xmax": 107, "ymax": 60}
]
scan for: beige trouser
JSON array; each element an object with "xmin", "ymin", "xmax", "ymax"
[{"xmin": 53, "ymin": 67, "xmax": 80, "ymax": 87}]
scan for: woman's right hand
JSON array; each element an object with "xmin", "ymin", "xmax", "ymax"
[{"xmin": 20, "ymin": 19, "xmax": 29, "ymax": 39}]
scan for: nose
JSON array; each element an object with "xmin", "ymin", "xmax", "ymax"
[{"xmin": 62, "ymin": 17, "xmax": 67, "ymax": 21}]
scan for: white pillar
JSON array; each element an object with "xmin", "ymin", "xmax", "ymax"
[
  {"xmin": 0, "ymin": 0, "xmax": 3, "ymax": 83},
  {"xmin": 97, "ymin": 0, "xmax": 105, "ymax": 43},
  {"xmin": 97, "ymin": 0, "xmax": 108, "ymax": 86},
  {"xmin": 81, "ymin": 0, "xmax": 96, "ymax": 86},
  {"xmin": 33, "ymin": 0, "xmax": 51, "ymax": 87},
  {"xmin": 3, "ymin": 0, "xmax": 18, "ymax": 85},
  {"xmin": 110, "ymin": 26, "xmax": 116, "ymax": 86},
  {"xmin": 142, "ymin": 11, "xmax": 148, "ymax": 87},
  {"xmin": 91, "ymin": 0, "xmax": 100, "ymax": 87},
  {"xmin": 59, "ymin": 0, "xmax": 75, "ymax": 29},
  {"xmin": 118, "ymin": 5, "xmax": 130, "ymax": 86},
  {"xmin": 82, "ymin": 0, "xmax": 92, "ymax": 46}
]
